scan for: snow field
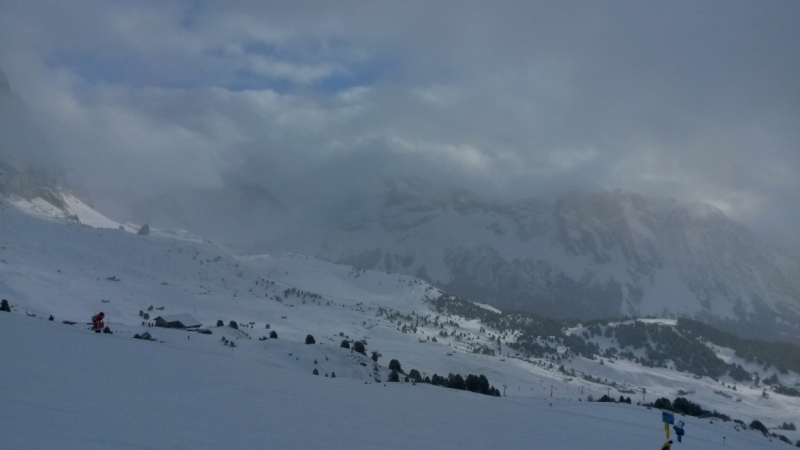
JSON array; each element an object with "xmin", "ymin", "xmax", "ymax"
[
  {"xmin": 1, "ymin": 198, "xmax": 798, "ymax": 447},
  {"xmin": 0, "ymin": 312, "xmax": 784, "ymax": 450}
]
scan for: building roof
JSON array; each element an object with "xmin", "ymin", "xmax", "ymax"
[{"xmin": 154, "ymin": 313, "xmax": 202, "ymax": 328}]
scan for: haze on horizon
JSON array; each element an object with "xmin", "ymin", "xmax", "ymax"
[{"xmin": 1, "ymin": 1, "xmax": 798, "ymax": 248}]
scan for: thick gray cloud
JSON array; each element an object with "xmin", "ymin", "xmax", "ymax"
[{"xmin": 1, "ymin": 1, "xmax": 798, "ymax": 244}]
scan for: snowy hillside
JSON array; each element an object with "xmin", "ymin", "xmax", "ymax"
[
  {"xmin": 8, "ymin": 192, "xmax": 129, "ymax": 230},
  {"xmin": 2, "ymin": 197, "xmax": 800, "ymax": 448},
  {"xmin": 2, "ymin": 312, "xmax": 790, "ymax": 449},
  {"xmin": 310, "ymin": 181, "xmax": 800, "ymax": 341}
]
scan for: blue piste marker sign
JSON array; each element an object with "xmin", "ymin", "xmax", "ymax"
[{"xmin": 662, "ymin": 411, "xmax": 675, "ymax": 439}]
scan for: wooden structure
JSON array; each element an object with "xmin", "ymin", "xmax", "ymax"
[{"xmin": 153, "ymin": 313, "xmax": 202, "ymax": 329}]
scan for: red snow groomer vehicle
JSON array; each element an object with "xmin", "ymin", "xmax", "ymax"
[{"xmin": 91, "ymin": 312, "xmax": 105, "ymax": 332}]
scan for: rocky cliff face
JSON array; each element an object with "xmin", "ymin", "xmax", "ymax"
[{"xmin": 319, "ymin": 181, "xmax": 800, "ymax": 341}]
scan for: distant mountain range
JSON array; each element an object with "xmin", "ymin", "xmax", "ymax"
[{"xmin": 313, "ymin": 180, "xmax": 800, "ymax": 342}]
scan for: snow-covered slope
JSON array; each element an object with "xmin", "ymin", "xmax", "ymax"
[
  {"xmin": 2, "ymin": 196, "xmax": 799, "ymax": 448},
  {"xmin": 8, "ymin": 192, "xmax": 126, "ymax": 229},
  {"xmin": 2, "ymin": 312, "xmax": 788, "ymax": 449}
]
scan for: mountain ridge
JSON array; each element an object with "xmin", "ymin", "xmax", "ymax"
[{"xmin": 315, "ymin": 181, "xmax": 800, "ymax": 342}]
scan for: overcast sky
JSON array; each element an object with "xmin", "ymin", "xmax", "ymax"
[{"xmin": 1, "ymin": 1, "xmax": 799, "ymax": 244}]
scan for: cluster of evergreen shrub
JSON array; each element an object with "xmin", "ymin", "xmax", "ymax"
[
  {"xmin": 383, "ymin": 354, "xmax": 500, "ymax": 396},
  {"xmin": 598, "ymin": 321, "xmax": 752, "ymax": 381},
  {"xmin": 423, "ymin": 294, "xmax": 799, "ymax": 390},
  {"xmin": 426, "ymin": 373, "xmax": 500, "ymax": 396},
  {"xmin": 472, "ymin": 344, "xmax": 496, "ymax": 356},
  {"xmin": 749, "ymin": 419, "xmax": 768, "ymax": 435},
  {"xmin": 678, "ymin": 318, "xmax": 800, "ymax": 374},
  {"xmin": 595, "ymin": 395, "xmax": 631, "ymax": 404},
  {"xmin": 578, "ymin": 318, "xmax": 800, "ymax": 384},
  {"xmin": 771, "ymin": 433, "xmax": 792, "ymax": 445},
  {"xmin": 426, "ymin": 294, "xmax": 502, "ymax": 324},
  {"xmin": 376, "ymin": 307, "xmax": 436, "ymax": 334},
  {"xmin": 282, "ymin": 287, "xmax": 321, "ymax": 300},
  {"xmin": 772, "ymin": 384, "xmax": 800, "ymax": 397},
  {"xmin": 426, "ymin": 293, "xmax": 599, "ymax": 358},
  {"xmin": 652, "ymin": 397, "xmax": 730, "ymax": 421}
]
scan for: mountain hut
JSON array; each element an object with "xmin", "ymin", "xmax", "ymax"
[{"xmin": 153, "ymin": 313, "xmax": 202, "ymax": 329}]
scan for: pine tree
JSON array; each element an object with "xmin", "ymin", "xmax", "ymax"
[
  {"xmin": 388, "ymin": 359, "xmax": 403, "ymax": 373},
  {"xmin": 353, "ymin": 341, "xmax": 366, "ymax": 355},
  {"xmin": 750, "ymin": 420, "xmax": 767, "ymax": 435},
  {"xmin": 447, "ymin": 373, "xmax": 465, "ymax": 390}
]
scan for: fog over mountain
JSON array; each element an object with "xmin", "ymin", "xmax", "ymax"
[
  {"xmin": 320, "ymin": 181, "xmax": 800, "ymax": 337},
  {"xmin": 2, "ymin": 2, "xmax": 800, "ymax": 338}
]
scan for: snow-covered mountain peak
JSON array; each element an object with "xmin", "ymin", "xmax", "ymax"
[{"xmin": 316, "ymin": 186, "xmax": 800, "ymax": 341}]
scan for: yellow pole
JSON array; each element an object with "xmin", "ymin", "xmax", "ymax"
[{"xmin": 664, "ymin": 422, "xmax": 670, "ymax": 439}]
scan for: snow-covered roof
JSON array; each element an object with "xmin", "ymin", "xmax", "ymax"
[{"xmin": 154, "ymin": 313, "xmax": 202, "ymax": 328}]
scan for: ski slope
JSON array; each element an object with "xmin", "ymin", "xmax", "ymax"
[
  {"xmin": 1, "ymin": 197, "xmax": 798, "ymax": 448},
  {"xmin": 0, "ymin": 313, "xmax": 783, "ymax": 450}
]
